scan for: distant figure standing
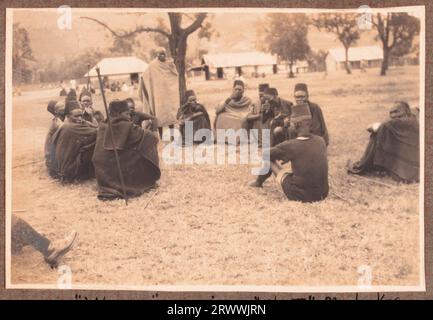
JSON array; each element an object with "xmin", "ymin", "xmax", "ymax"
[
  {"xmin": 139, "ymin": 47, "xmax": 180, "ymax": 139},
  {"xmin": 59, "ymin": 80, "xmax": 67, "ymax": 96}
]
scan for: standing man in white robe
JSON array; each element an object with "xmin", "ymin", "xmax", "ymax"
[{"xmin": 139, "ymin": 47, "xmax": 180, "ymax": 139}]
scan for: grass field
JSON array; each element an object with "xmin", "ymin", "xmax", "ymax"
[{"xmin": 9, "ymin": 66, "xmax": 422, "ymax": 289}]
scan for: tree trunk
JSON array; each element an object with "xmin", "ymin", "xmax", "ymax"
[
  {"xmin": 288, "ymin": 61, "xmax": 295, "ymax": 78},
  {"xmin": 344, "ymin": 46, "xmax": 351, "ymax": 74},
  {"xmin": 168, "ymin": 18, "xmax": 188, "ymax": 104},
  {"xmin": 176, "ymin": 37, "xmax": 187, "ymax": 104},
  {"xmin": 381, "ymin": 47, "xmax": 390, "ymax": 76},
  {"xmin": 167, "ymin": 14, "xmax": 186, "ymax": 104}
]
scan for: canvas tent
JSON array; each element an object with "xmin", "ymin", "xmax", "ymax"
[
  {"xmin": 201, "ymin": 51, "xmax": 278, "ymax": 80},
  {"xmin": 85, "ymin": 56, "xmax": 148, "ymax": 84},
  {"xmin": 326, "ymin": 46, "xmax": 383, "ymax": 72}
]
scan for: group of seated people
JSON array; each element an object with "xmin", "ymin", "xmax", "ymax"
[
  {"xmin": 45, "ymin": 89, "xmax": 161, "ymax": 200},
  {"xmin": 30, "ymin": 80, "xmax": 420, "ymax": 268},
  {"xmin": 212, "ymin": 80, "xmax": 329, "ymax": 147},
  {"xmin": 44, "ymin": 80, "xmax": 420, "ymax": 204}
]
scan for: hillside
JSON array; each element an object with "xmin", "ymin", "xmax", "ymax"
[{"xmin": 13, "ymin": 9, "xmax": 385, "ymax": 66}]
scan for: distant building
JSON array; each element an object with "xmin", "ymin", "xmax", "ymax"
[
  {"xmin": 200, "ymin": 51, "xmax": 278, "ymax": 80},
  {"xmin": 326, "ymin": 46, "xmax": 383, "ymax": 72},
  {"xmin": 277, "ymin": 61, "xmax": 310, "ymax": 75},
  {"xmin": 85, "ymin": 56, "xmax": 148, "ymax": 85}
]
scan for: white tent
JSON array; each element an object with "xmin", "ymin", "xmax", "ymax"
[{"xmin": 85, "ymin": 56, "xmax": 148, "ymax": 77}]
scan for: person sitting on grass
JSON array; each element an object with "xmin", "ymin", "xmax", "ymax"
[
  {"xmin": 125, "ymin": 97, "xmax": 155, "ymax": 128},
  {"xmin": 214, "ymin": 80, "xmax": 252, "ymax": 143},
  {"xmin": 250, "ymin": 103, "xmax": 329, "ymax": 203},
  {"xmin": 92, "ymin": 100, "xmax": 161, "ymax": 201},
  {"xmin": 288, "ymin": 83, "xmax": 329, "ymax": 146},
  {"xmin": 79, "ymin": 94, "xmax": 98, "ymax": 127},
  {"xmin": 12, "ymin": 215, "xmax": 77, "ymax": 268},
  {"xmin": 176, "ymin": 89, "xmax": 211, "ymax": 144},
  {"xmin": 261, "ymin": 87, "xmax": 293, "ymax": 146},
  {"xmin": 347, "ymin": 101, "xmax": 419, "ymax": 183},
  {"xmin": 45, "ymin": 100, "xmax": 65, "ymax": 179},
  {"xmin": 51, "ymin": 100, "xmax": 97, "ymax": 183},
  {"xmin": 245, "ymin": 83, "xmax": 269, "ymax": 144}
]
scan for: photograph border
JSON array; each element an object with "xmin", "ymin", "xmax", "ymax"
[{"xmin": 0, "ymin": 0, "xmax": 431, "ymax": 300}]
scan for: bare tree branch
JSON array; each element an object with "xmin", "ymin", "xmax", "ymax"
[
  {"xmin": 183, "ymin": 13, "xmax": 207, "ymax": 36},
  {"xmin": 80, "ymin": 16, "xmax": 171, "ymax": 39}
]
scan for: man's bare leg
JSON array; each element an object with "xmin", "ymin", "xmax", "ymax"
[{"xmin": 270, "ymin": 160, "xmax": 283, "ymax": 176}]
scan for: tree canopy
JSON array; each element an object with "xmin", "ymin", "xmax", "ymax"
[
  {"xmin": 373, "ymin": 13, "xmax": 420, "ymax": 75},
  {"xmin": 13, "ymin": 23, "xmax": 35, "ymax": 84},
  {"xmin": 313, "ymin": 13, "xmax": 360, "ymax": 74},
  {"xmin": 262, "ymin": 13, "xmax": 311, "ymax": 77}
]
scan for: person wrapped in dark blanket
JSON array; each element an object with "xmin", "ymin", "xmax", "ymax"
[
  {"xmin": 176, "ymin": 89, "xmax": 211, "ymax": 144},
  {"xmin": 45, "ymin": 100, "xmax": 66, "ymax": 178},
  {"xmin": 51, "ymin": 100, "xmax": 97, "ymax": 183},
  {"xmin": 92, "ymin": 99, "xmax": 161, "ymax": 200},
  {"xmin": 348, "ymin": 101, "xmax": 419, "ymax": 183}
]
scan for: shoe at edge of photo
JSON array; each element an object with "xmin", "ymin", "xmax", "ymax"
[{"xmin": 44, "ymin": 230, "xmax": 78, "ymax": 267}]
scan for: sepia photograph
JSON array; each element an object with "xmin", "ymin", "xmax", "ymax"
[{"xmin": 4, "ymin": 5, "xmax": 425, "ymax": 292}]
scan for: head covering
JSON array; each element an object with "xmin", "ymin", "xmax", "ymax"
[
  {"xmin": 294, "ymin": 83, "xmax": 309, "ymax": 94},
  {"xmin": 65, "ymin": 100, "xmax": 81, "ymax": 115},
  {"xmin": 80, "ymin": 94, "xmax": 92, "ymax": 102},
  {"xmin": 233, "ymin": 80, "xmax": 245, "ymax": 88},
  {"xmin": 258, "ymin": 83, "xmax": 269, "ymax": 93},
  {"xmin": 264, "ymin": 87, "xmax": 278, "ymax": 97},
  {"xmin": 47, "ymin": 100, "xmax": 58, "ymax": 116},
  {"xmin": 291, "ymin": 103, "xmax": 312, "ymax": 122},
  {"xmin": 185, "ymin": 90, "xmax": 196, "ymax": 100},
  {"xmin": 395, "ymin": 101, "xmax": 412, "ymax": 116},
  {"xmin": 125, "ymin": 97, "xmax": 135, "ymax": 107},
  {"xmin": 54, "ymin": 101, "xmax": 65, "ymax": 114},
  {"xmin": 109, "ymin": 99, "xmax": 129, "ymax": 115}
]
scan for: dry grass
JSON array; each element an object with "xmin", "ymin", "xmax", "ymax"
[{"xmin": 10, "ymin": 66, "xmax": 421, "ymax": 288}]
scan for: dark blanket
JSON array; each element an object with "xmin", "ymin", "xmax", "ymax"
[
  {"xmin": 262, "ymin": 98, "xmax": 293, "ymax": 145},
  {"xmin": 92, "ymin": 116, "xmax": 161, "ymax": 199},
  {"xmin": 51, "ymin": 121, "xmax": 97, "ymax": 182},
  {"xmin": 177, "ymin": 103, "xmax": 211, "ymax": 143},
  {"xmin": 374, "ymin": 117, "xmax": 419, "ymax": 181},
  {"xmin": 44, "ymin": 118, "xmax": 62, "ymax": 178},
  {"xmin": 350, "ymin": 116, "xmax": 419, "ymax": 182},
  {"xmin": 262, "ymin": 98, "xmax": 292, "ymax": 126}
]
